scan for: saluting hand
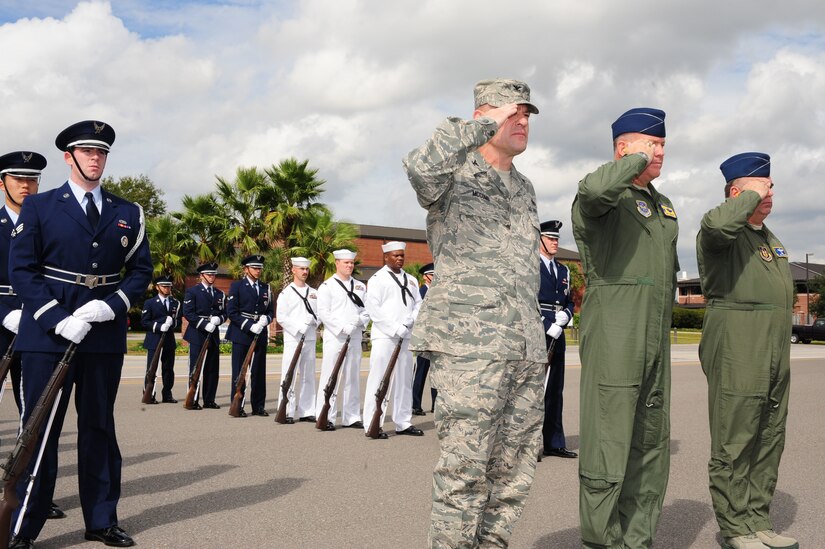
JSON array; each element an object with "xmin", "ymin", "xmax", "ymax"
[
  {"xmin": 740, "ymin": 178, "xmax": 773, "ymax": 200},
  {"xmin": 483, "ymin": 103, "xmax": 520, "ymax": 128}
]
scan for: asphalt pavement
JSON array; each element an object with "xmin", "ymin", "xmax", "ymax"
[{"xmin": 1, "ymin": 344, "xmax": 823, "ymax": 548}]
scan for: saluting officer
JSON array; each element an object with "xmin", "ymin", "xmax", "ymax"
[
  {"xmin": 362, "ymin": 241, "xmax": 423, "ymax": 439},
  {"xmin": 9, "ymin": 120, "xmax": 152, "ymax": 548},
  {"xmin": 141, "ymin": 275, "xmax": 181, "ymax": 403},
  {"xmin": 411, "ymin": 262, "xmax": 436, "ymax": 416},
  {"xmin": 314, "ymin": 249, "xmax": 369, "ymax": 430},
  {"xmin": 0, "ymin": 151, "xmax": 46, "ymax": 413},
  {"xmin": 275, "ymin": 257, "xmax": 320, "ymax": 423},
  {"xmin": 226, "ymin": 254, "xmax": 273, "ymax": 417},
  {"xmin": 538, "ymin": 220, "xmax": 577, "ymax": 459},
  {"xmin": 183, "ymin": 262, "xmax": 226, "ymax": 410}
]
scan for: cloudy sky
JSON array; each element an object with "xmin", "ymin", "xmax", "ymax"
[{"xmin": 2, "ymin": 0, "xmax": 825, "ymax": 276}]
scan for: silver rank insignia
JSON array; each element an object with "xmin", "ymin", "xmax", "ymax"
[
  {"xmin": 63, "ymin": 193, "xmax": 70, "ymax": 198},
  {"xmin": 636, "ymin": 200, "xmax": 652, "ymax": 218},
  {"xmin": 758, "ymin": 245, "xmax": 773, "ymax": 262},
  {"xmin": 660, "ymin": 204, "xmax": 677, "ymax": 218},
  {"xmin": 11, "ymin": 224, "xmax": 23, "ymax": 237},
  {"xmin": 773, "ymin": 246, "xmax": 787, "ymax": 258},
  {"xmin": 121, "ymin": 235, "xmax": 129, "ymax": 247},
  {"xmin": 0, "ymin": 218, "xmax": 6, "ymax": 224}
]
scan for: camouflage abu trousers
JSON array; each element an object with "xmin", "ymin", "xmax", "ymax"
[{"xmin": 428, "ymin": 352, "xmax": 544, "ymax": 548}]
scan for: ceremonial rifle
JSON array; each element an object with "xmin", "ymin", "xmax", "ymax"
[
  {"xmin": 366, "ymin": 338, "xmax": 403, "ymax": 439},
  {"xmin": 229, "ymin": 333, "xmax": 260, "ymax": 417},
  {"xmin": 315, "ymin": 335, "xmax": 350, "ymax": 430},
  {"xmin": 0, "ymin": 335, "xmax": 16, "ymax": 403},
  {"xmin": 142, "ymin": 304, "xmax": 179, "ymax": 404},
  {"xmin": 274, "ymin": 333, "xmax": 305, "ymax": 424},
  {"xmin": 184, "ymin": 337, "xmax": 211, "ymax": 410},
  {"xmin": 0, "ymin": 343, "xmax": 76, "ymax": 549}
]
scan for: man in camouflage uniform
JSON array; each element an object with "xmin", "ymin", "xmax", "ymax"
[
  {"xmin": 697, "ymin": 153, "xmax": 797, "ymax": 549},
  {"xmin": 572, "ymin": 108, "xmax": 679, "ymax": 548},
  {"xmin": 403, "ymin": 78, "xmax": 546, "ymax": 548}
]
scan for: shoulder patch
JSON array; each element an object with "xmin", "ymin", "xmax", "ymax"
[
  {"xmin": 636, "ymin": 200, "xmax": 652, "ymax": 218},
  {"xmin": 773, "ymin": 246, "xmax": 787, "ymax": 258},
  {"xmin": 660, "ymin": 204, "xmax": 677, "ymax": 219}
]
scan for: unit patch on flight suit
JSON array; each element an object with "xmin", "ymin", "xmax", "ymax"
[
  {"xmin": 758, "ymin": 245, "xmax": 773, "ymax": 262},
  {"xmin": 636, "ymin": 200, "xmax": 652, "ymax": 218},
  {"xmin": 660, "ymin": 204, "xmax": 677, "ymax": 219},
  {"xmin": 773, "ymin": 246, "xmax": 787, "ymax": 258}
]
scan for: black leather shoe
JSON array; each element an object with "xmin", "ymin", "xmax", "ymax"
[
  {"xmin": 9, "ymin": 537, "xmax": 35, "ymax": 548},
  {"xmin": 543, "ymin": 447, "xmax": 578, "ymax": 458},
  {"xmin": 47, "ymin": 502, "xmax": 66, "ymax": 519},
  {"xmin": 343, "ymin": 420, "xmax": 363, "ymax": 429},
  {"xmin": 397, "ymin": 426, "xmax": 424, "ymax": 436},
  {"xmin": 84, "ymin": 525, "xmax": 135, "ymax": 547},
  {"xmin": 251, "ymin": 409, "xmax": 269, "ymax": 417},
  {"xmin": 318, "ymin": 421, "xmax": 335, "ymax": 431},
  {"xmin": 236, "ymin": 409, "xmax": 248, "ymax": 417},
  {"xmin": 366, "ymin": 430, "xmax": 388, "ymax": 439},
  {"xmin": 203, "ymin": 402, "xmax": 221, "ymax": 409},
  {"xmin": 162, "ymin": 398, "xmax": 178, "ymax": 404},
  {"xmin": 298, "ymin": 415, "xmax": 316, "ymax": 422},
  {"xmin": 412, "ymin": 408, "xmax": 426, "ymax": 416},
  {"xmin": 281, "ymin": 416, "xmax": 295, "ymax": 424},
  {"xmin": 188, "ymin": 402, "xmax": 202, "ymax": 410},
  {"xmin": 148, "ymin": 397, "xmax": 159, "ymax": 404}
]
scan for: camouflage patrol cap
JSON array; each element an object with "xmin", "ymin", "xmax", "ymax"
[{"xmin": 474, "ymin": 79, "xmax": 539, "ymax": 114}]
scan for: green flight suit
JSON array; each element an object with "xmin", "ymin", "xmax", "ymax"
[
  {"xmin": 696, "ymin": 190, "xmax": 793, "ymax": 539},
  {"xmin": 404, "ymin": 116, "xmax": 546, "ymax": 548},
  {"xmin": 571, "ymin": 154, "xmax": 679, "ymax": 549}
]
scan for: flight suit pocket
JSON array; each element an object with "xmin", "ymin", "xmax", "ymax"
[
  {"xmin": 598, "ymin": 382, "xmax": 639, "ymax": 443},
  {"xmin": 641, "ymin": 390, "xmax": 666, "ymax": 448}
]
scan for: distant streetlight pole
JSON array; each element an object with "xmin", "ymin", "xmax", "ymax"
[{"xmin": 806, "ymin": 253, "xmax": 814, "ymax": 323}]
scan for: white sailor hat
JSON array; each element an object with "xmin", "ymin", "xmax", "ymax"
[
  {"xmin": 332, "ymin": 249, "xmax": 357, "ymax": 260},
  {"xmin": 291, "ymin": 257, "xmax": 311, "ymax": 267},
  {"xmin": 381, "ymin": 241, "xmax": 406, "ymax": 253}
]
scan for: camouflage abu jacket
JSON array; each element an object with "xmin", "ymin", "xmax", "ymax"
[{"xmin": 402, "ymin": 116, "xmax": 545, "ymax": 362}]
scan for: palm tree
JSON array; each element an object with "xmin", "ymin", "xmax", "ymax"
[
  {"xmin": 146, "ymin": 214, "xmax": 191, "ymax": 287},
  {"xmin": 263, "ymin": 158, "xmax": 331, "ymax": 280},
  {"xmin": 214, "ymin": 167, "xmax": 272, "ymax": 257},
  {"xmin": 173, "ymin": 193, "xmax": 233, "ymax": 267},
  {"xmin": 290, "ymin": 210, "xmax": 359, "ymax": 289}
]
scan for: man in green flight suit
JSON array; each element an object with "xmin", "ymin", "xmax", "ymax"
[
  {"xmin": 572, "ymin": 107, "xmax": 679, "ymax": 548},
  {"xmin": 697, "ymin": 152, "xmax": 797, "ymax": 549},
  {"xmin": 403, "ymin": 79, "xmax": 546, "ymax": 548}
]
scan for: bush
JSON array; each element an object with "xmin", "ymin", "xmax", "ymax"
[{"xmin": 671, "ymin": 307, "xmax": 705, "ymax": 329}]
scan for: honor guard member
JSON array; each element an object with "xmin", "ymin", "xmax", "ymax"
[
  {"xmin": 314, "ymin": 249, "xmax": 369, "ymax": 430},
  {"xmin": 697, "ymin": 153, "xmax": 797, "ymax": 549},
  {"xmin": 538, "ymin": 220, "xmax": 577, "ymax": 459},
  {"xmin": 275, "ymin": 256, "xmax": 320, "ymax": 423},
  {"xmin": 141, "ymin": 275, "xmax": 181, "ymax": 403},
  {"xmin": 572, "ymin": 107, "xmax": 679, "ymax": 549},
  {"xmin": 363, "ymin": 241, "xmax": 423, "ymax": 439},
  {"xmin": 404, "ymin": 79, "xmax": 546, "ymax": 548},
  {"xmin": 411, "ymin": 262, "xmax": 436, "ymax": 415},
  {"xmin": 226, "ymin": 254, "xmax": 273, "ymax": 417},
  {"xmin": 9, "ymin": 120, "xmax": 152, "ymax": 548},
  {"xmin": 0, "ymin": 152, "xmax": 65, "ymax": 523},
  {"xmin": 0, "ymin": 151, "xmax": 46, "ymax": 413},
  {"xmin": 183, "ymin": 262, "xmax": 226, "ymax": 410}
]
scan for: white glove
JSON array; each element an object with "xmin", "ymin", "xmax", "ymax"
[
  {"xmin": 250, "ymin": 323, "xmax": 264, "ymax": 335},
  {"xmin": 342, "ymin": 323, "xmax": 355, "ymax": 336},
  {"xmin": 296, "ymin": 324, "xmax": 306, "ymax": 336},
  {"xmin": 73, "ymin": 300, "xmax": 115, "ymax": 323},
  {"xmin": 204, "ymin": 322, "xmax": 216, "ymax": 333},
  {"xmin": 55, "ymin": 315, "xmax": 92, "ymax": 344},
  {"xmin": 255, "ymin": 317, "xmax": 269, "ymax": 328},
  {"xmin": 395, "ymin": 324, "xmax": 411, "ymax": 339},
  {"xmin": 554, "ymin": 310, "xmax": 570, "ymax": 327},
  {"xmin": 209, "ymin": 315, "xmax": 221, "ymax": 326},
  {"xmin": 2, "ymin": 309, "xmax": 22, "ymax": 334},
  {"xmin": 546, "ymin": 324, "xmax": 563, "ymax": 340},
  {"xmin": 160, "ymin": 317, "xmax": 172, "ymax": 332}
]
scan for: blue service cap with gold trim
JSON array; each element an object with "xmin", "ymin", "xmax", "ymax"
[
  {"xmin": 0, "ymin": 151, "xmax": 47, "ymax": 177},
  {"xmin": 154, "ymin": 275, "xmax": 173, "ymax": 286},
  {"xmin": 241, "ymin": 254, "xmax": 265, "ymax": 268},
  {"xmin": 55, "ymin": 120, "xmax": 116, "ymax": 153},
  {"xmin": 720, "ymin": 152, "xmax": 771, "ymax": 183},
  {"xmin": 611, "ymin": 108, "xmax": 666, "ymax": 140},
  {"xmin": 196, "ymin": 262, "xmax": 218, "ymax": 274}
]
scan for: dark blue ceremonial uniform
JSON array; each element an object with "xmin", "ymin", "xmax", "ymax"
[
  {"xmin": 0, "ymin": 205, "xmax": 23, "ymax": 411},
  {"xmin": 412, "ymin": 283, "xmax": 437, "ymax": 412},
  {"xmin": 183, "ymin": 282, "xmax": 226, "ymax": 406},
  {"xmin": 9, "ymin": 182, "xmax": 152, "ymax": 539},
  {"xmin": 539, "ymin": 258, "xmax": 575, "ymax": 451},
  {"xmin": 141, "ymin": 294, "xmax": 181, "ymax": 401},
  {"xmin": 226, "ymin": 277, "xmax": 273, "ymax": 414}
]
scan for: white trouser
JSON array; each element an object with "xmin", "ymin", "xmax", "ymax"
[
  {"xmin": 278, "ymin": 336, "xmax": 317, "ymax": 418},
  {"xmin": 362, "ymin": 337, "xmax": 413, "ymax": 433},
  {"xmin": 315, "ymin": 331, "xmax": 362, "ymax": 426}
]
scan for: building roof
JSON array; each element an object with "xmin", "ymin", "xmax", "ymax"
[{"xmin": 678, "ymin": 262, "xmax": 825, "ymax": 287}]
